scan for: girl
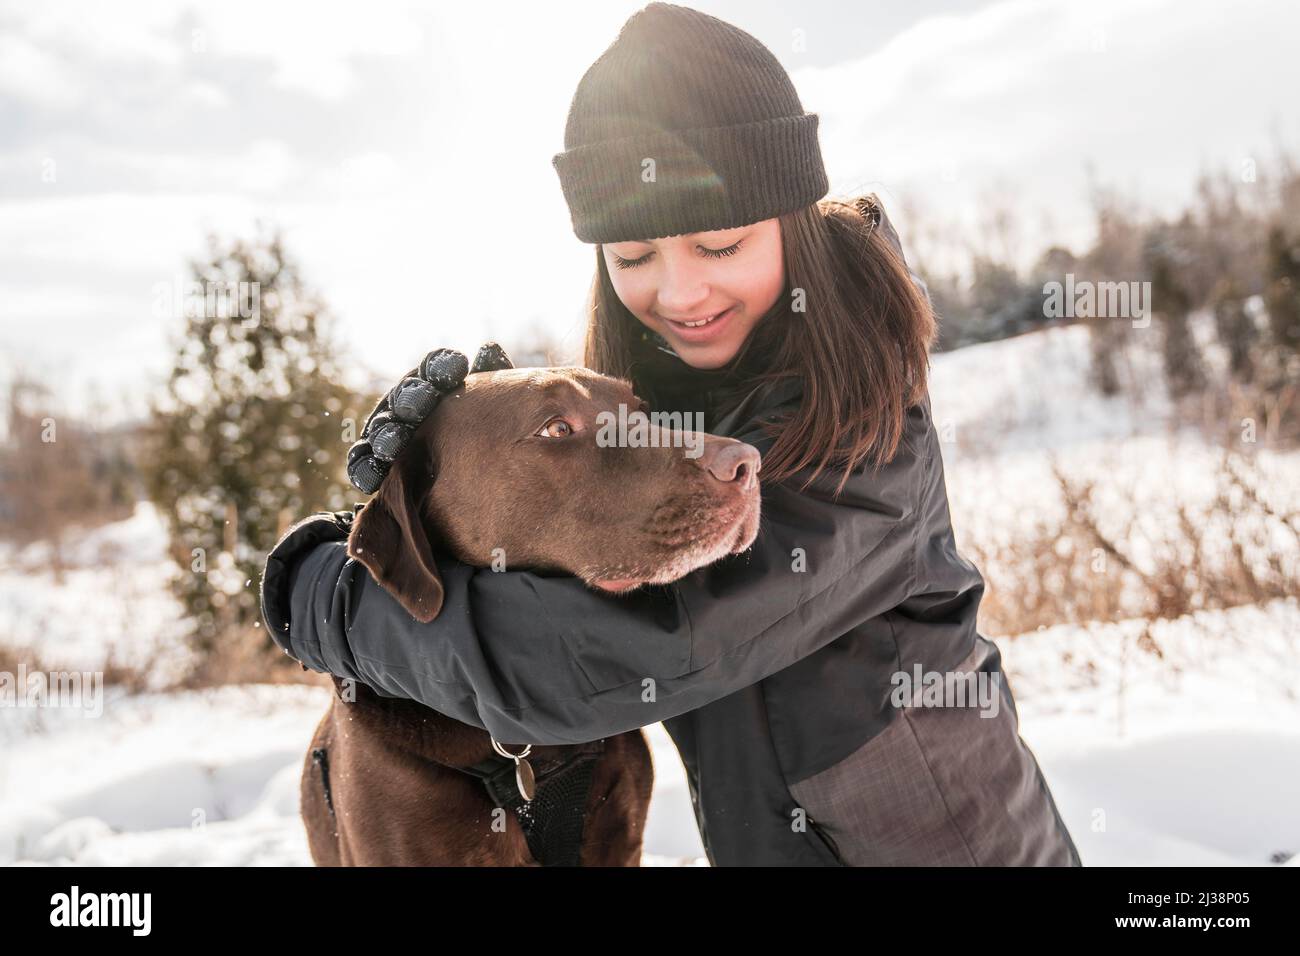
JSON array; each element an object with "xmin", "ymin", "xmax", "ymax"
[{"xmin": 261, "ymin": 2, "xmax": 1081, "ymax": 866}]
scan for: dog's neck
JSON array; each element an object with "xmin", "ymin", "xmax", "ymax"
[{"xmin": 335, "ymin": 676, "xmax": 579, "ymax": 769}]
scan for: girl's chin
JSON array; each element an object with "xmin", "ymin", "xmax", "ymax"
[
  {"xmin": 658, "ymin": 324, "xmax": 743, "ymax": 362},
  {"xmin": 678, "ymin": 351, "xmax": 737, "ymax": 370},
  {"xmin": 668, "ymin": 338, "xmax": 741, "ymax": 367}
]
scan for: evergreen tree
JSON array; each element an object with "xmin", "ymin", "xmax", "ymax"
[
  {"xmin": 143, "ymin": 229, "xmax": 363, "ymax": 663},
  {"xmin": 1263, "ymin": 226, "xmax": 1300, "ymax": 364},
  {"xmin": 1145, "ymin": 233, "xmax": 1206, "ymax": 399},
  {"xmin": 1209, "ymin": 277, "xmax": 1255, "ymax": 381}
]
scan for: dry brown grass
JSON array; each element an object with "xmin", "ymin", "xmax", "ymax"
[
  {"xmin": 169, "ymin": 622, "xmax": 329, "ymax": 691},
  {"xmin": 969, "ymin": 447, "xmax": 1299, "ymax": 638},
  {"xmin": 0, "ymin": 640, "xmax": 151, "ymax": 696}
]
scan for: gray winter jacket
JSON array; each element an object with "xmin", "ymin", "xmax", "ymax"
[{"xmin": 259, "ymin": 200, "xmax": 1082, "ymax": 867}]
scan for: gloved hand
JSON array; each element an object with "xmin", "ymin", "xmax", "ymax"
[{"xmin": 346, "ymin": 342, "xmax": 514, "ymax": 494}]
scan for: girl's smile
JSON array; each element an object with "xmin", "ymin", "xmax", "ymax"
[{"xmin": 656, "ymin": 303, "xmax": 738, "ymax": 343}]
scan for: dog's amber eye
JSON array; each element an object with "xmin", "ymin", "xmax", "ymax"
[{"xmin": 536, "ymin": 418, "xmax": 574, "ymax": 439}]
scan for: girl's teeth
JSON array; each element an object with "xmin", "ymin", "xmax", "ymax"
[{"xmin": 683, "ymin": 312, "xmax": 719, "ymax": 328}]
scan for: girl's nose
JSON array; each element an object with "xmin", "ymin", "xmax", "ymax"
[{"xmin": 655, "ymin": 251, "xmax": 711, "ymax": 314}]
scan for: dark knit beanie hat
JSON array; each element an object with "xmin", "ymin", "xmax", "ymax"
[{"xmin": 552, "ymin": 2, "xmax": 829, "ymax": 244}]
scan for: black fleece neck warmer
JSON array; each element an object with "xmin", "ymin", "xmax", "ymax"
[{"xmin": 626, "ymin": 319, "xmax": 784, "ymax": 430}]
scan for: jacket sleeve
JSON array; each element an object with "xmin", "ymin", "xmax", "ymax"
[
  {"xmin": 257, "ymin": 193, "xmax": 936, "ymax": 746},
  {"xmin": 260, "ymin": 395, "xmax": 936, "ymax": 746}
]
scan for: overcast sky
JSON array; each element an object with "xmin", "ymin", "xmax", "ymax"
[{"xmin": 2, "ymin": 0, "xmax": 1297, "ymax": 421}]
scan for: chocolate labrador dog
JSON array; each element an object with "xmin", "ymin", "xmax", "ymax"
[{"xmin": 301, "ymin": 364, "xmax": 762, "ymax": 866}]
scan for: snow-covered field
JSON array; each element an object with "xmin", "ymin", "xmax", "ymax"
[
  {"xmin": 0, "ymin": 504, "xmax": 194, "ymax": 686},
  {"xmin": 2, "ymin": 322, "xmax": 1297, "ymax": 866}
]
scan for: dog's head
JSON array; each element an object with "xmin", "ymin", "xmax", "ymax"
[{"xmin": 346, "ymin": 364, "xmax": 761, "ymax": 623}]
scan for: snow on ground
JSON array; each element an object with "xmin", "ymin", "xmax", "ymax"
[
  {"xmin": 4, "ymin": 599, "xmax": 1296, "ymax": 866},
  {"xmin": 0, "ymin": 501, "xmax": 194, "ymax": 685},
  {"xmin": 931, "ymin": 320, "xmax": 1300, "ymax": 545},
  {"xmin": 2, "ymin": 322, "xmax": 1297, "ymax": 866},
  {"xmin": 1002, "ymin": 598, "xmax": 1300, "ymax": 867},
  {"xmin": 0, "ymin": 683, "xmax": 706, "ymax": 866},
  {"xmin": 0, "ymin": 685, "xmax": 319, "ymax": 866},
  {"xmin": 929, "ymin": 321, "xmax": 1173, "ymax": 460}
]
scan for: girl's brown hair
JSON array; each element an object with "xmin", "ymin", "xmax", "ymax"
[{"xmin": 582, "ymin": 195, "xmax": 937, "ymax": 496}]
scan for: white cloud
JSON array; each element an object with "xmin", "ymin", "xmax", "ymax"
[
  {"xmin": 188, "ymin": 0, "xmax": 430, "ymax": 100},
  {"xmin": 0, "ymin": 34, "xmax": 86, "ymax": 109},
  {"xmin": 791, "ymin": 0, "xmax": 1300, "ymax": 269},
  {"xmin": 182, "ymin": 80, "xmax": 231, "ymax": 109}
]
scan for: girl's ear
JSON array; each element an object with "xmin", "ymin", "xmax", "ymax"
[{"xmin": 346, "ymin": 455, "xmax": 445, "ymax": 624}]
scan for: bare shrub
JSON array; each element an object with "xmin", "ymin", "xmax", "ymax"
[
  {"xmin": 0, "ymin": 372, "xmax": 138, "ymax": 581},
  {"xmin": 168, "ymin": 621, "xmax": 328, "ymax": 691},
  {"xmin": 969, "ymin": 448, "xmax": 1298, "ymax": 638}
]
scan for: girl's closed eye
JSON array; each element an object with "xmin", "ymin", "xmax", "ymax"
[{"xmin": 611, "ymin": 240, "xmax": 744, "ymax": 270}]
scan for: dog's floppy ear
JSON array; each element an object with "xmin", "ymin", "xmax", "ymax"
[{"xmin": 347, "ymin": 453, "xmax": 445, "ymax": 624}]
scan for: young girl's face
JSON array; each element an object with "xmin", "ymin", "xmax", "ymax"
[{"xmin": 602, "ymin": 218, "xmax": 784, "ymax": 370}]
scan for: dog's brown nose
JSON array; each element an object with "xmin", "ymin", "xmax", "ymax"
[{"xmin": 697, "ymin": 439, "xmax": 761, "ymax": 491}]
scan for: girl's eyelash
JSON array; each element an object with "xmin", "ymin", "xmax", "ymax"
[
  {"xmin": 703, "ymin": 240, "xmax": 743, "ymax": 259},
  {"xmin": 611, "ymin": 240, "xmax": 743, "ymax": 270}
]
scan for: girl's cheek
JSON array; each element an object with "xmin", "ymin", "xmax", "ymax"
[{"xmin": 618, "ymin": 274, "xmax": 654, "ymax": 316}]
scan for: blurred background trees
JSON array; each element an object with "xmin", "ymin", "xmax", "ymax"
[
  {"xmin": 140, "ymin": 229, "xmax": 364, "ymax": 674},
  {"xmin": 0, "ymin": 375, "xmax": 137, "ymax": 581},
  {"xmin": 917, "ymin": 151, "xmax": 1300, "ymax": 445}
]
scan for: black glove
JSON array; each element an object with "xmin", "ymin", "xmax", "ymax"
[{"xmin": 346, "ymin": 342, "xmax": 514, "ymax": 494}]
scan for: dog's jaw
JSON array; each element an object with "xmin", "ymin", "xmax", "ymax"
[
  {"xmin": 588, "ymin": 493, "xmax": 760, "ymax": 594},
  {"xmin": 592, "ymin": 578, "xmax": 643, "ymax": 593}
]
